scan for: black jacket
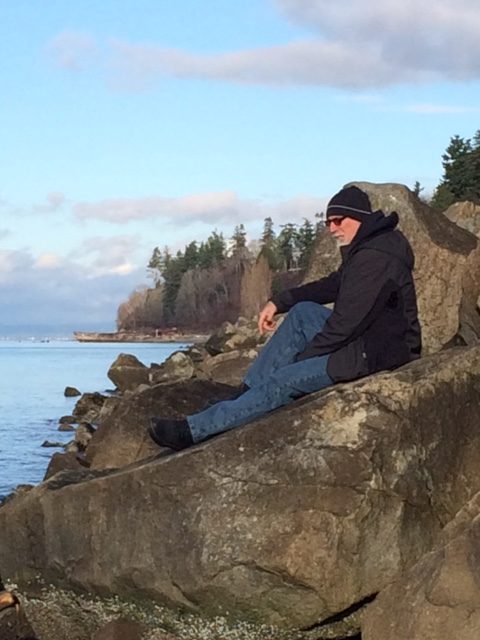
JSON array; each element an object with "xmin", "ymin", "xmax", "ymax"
[{"xmin": 271, "ymin": 212, "xmax": 422, "ymax": 382}]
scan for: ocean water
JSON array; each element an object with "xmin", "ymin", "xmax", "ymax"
[{"xmin": 0, "ymin": 340, "xmax": 188, "ymax": 498}]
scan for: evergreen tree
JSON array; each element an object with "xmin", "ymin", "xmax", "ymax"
[
  {"xmin": 314, "ymin": 210, "xmax": 326, "ymax": 232},
  {"xmin": 431, "ymin": 132, "xmax": 480, "ymax": 209},
  {"xmin": 162, "ymin": 250, "xmax": 185, "ymax": 320},
  {"xmin": 183, "ymin": 241, "xmax": 199, "ymax": 270},
  {"xmin": 295, "ymin": 218, "xmax": 316, "ymax": 268},
  {"xmin": 231, "ymin": 224, "xmax": 247, "ymax": 254},
  {"xmin": 198, "ymin": 231, "xmax": 226, "ymax": 268},
  {"xmin": 412, "ymin": 181, "xmax": 423, "ymax": 198},
  {"xmin": 260, "ymin": 217, "xmax": 280, "ymax": 270},
  {"xmin": 147, "ymin": 246, "xmax": 162, "ymax": 285},
  {"xmin": 277, "ymin": 223, "xmax": 298, "ymax": 271}
]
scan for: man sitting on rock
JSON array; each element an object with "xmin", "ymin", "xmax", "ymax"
[{"xmin": 149, "ymin": 185, "xmax": 421, "ymax": 451}]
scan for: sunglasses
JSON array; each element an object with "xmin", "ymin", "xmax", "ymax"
[{"xmin": 325, "ymin": 216, "xmax": 346, "ymax": 228}]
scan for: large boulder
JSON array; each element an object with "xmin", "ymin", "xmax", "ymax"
[
  {"xmin": 107, "ymin": 354, "xmax": 150, "ymax": 392},
  {"xmin": 1, "ymin": 347, "xmax": 480, "ymax": 629},
  {"xmin": 362, "ymin": 491, "xmax": 480, "ymax": 640},
  {"xmin": 306, "ymin": 183, "xmax": 480, "ymax": 353},
  {"xmin": 444, "ymin": 200, "xmax": 480, "ymax": 237}
]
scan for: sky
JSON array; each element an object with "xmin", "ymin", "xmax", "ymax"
[{"xmin": 1, "ymin": 0, "xmax": 480, "ymax": 333}]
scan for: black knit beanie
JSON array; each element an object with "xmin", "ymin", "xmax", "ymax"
[{"xmin": 326, "ymin": 186, "xmax": 373, "ymax": 222}]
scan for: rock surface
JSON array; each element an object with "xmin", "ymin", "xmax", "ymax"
[
  {"xmin": 306, "ymin": 182, "xmax": 480, "ymax": 353},
  {"xmin": 197, "ymin": 349, "xmax": 258, "ymax": 386},
  {"xmin": 2, "ymin": 347, "xmax": 480, "ymax": 629},
  {"xmin": 444, "ymin": 200, "xmax": 480, "ymax": 237},
  {"xmin": 363, "ymin": 490, "xmax": 480, "ymax": 640},
  {"xmin": 64, "ymin": 386, "xmax": 81, "ymax": 397},
  {"xmin": 108, "ymin": 354, "xmax": 150, "ymax": 392}
]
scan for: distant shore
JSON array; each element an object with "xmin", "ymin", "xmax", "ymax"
[{"xmin": 73, "ymin": 330, "xmax": 209, "ymax": 344}]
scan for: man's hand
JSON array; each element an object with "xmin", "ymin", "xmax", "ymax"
[{"xmin": 258, "ymin": 301, "xmax": 278, "ymax": 335}]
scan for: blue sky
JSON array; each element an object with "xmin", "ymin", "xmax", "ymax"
[{"xmin": 1, "ymin": 0, "xmax": 479, "ymax": 331}]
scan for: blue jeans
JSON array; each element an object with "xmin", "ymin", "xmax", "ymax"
[{"xmin": 187, "ymin": 302, "xmax": 334, "ymax": 443}]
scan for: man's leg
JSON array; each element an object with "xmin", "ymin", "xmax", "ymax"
[
  {"xmin": 187, "ymin": 353, "xmax": 333, "ymax": 443},
  {"xmin": 149, "ymin": 301, "xmax": 332, "ymax": 450},
  {"xmin": 244, "ymin": 302, "xmax": 332, "ymax": 388}
]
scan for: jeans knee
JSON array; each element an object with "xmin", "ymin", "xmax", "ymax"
[{"xmin": 289, "ymin": 301, "xmax": 318, "ymax": 316}]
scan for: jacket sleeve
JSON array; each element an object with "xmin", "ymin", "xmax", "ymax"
[
  {"xmin": 296, "ymin": 249, "xmax": 391, "ymax": 361},
  {"xmin": 270, "ymin": 270, "xmax": 341, "ymax": 314}
]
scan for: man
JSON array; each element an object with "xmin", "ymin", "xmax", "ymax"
[{"xmin": 149, "ymin": 186, "xmax": 421, "ymax": 450}]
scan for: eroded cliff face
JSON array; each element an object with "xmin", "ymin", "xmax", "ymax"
[{"xmin": 2, "ymin": 347, "xmax": 480, "ymax": 632}]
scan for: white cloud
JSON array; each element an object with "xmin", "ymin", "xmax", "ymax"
[
  {"xmin": 47, "ymin": 31, "xmax": 98, "ymax": 71},
  {"xmin": 72, "ymin": 235, "xmax": 141, "ymax": 276},
  {"xmin": 72, "ymin": 191, "xmax": 328, "ymax": 226},
  {"xmin": 0, "ymin": 246, "xmax": 145, "ymax": 326},
  {"xmin": 33, "ymin": 192, "xmax": 66, "ymax": 214},
  {"xmin": 402, "ymin": 103, "xmax": 479, "ymax": 114},
  {"xmin": 65, "ymin": 0, "xmax": 478, "ymax": 90},
  {"xmin": 74, "ymin": 191, "xmax": 249, "ymax": 223},
  {"xmin": 34, "ymin": 252, "xmax": 64, "ymax": 269}
]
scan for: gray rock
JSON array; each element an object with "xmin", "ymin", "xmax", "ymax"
[
  {"xmin": 44, "ymin": 452, "xmax": 84, "ymax": 480},
  {"xmin": 205, "ymin": 318, "xmax": 263, "ymax": 356},
  {"xmin": 107, "ymin": 353, "xmax": 150, "ymax": 392},
  {"xmin": 198, "ymin": 349, "xmax": 258, "ymax": 386},
  {"xmin": 444, "ymin": 200, "xmax": 480, "ymax": 237},
  {"xmin": 74, "ymin": 423, "xmax": 96, "ymax": 450},
  {"xmin": 362, "ymin": 490, "xmax": 480, "ymax": 640},
  {"xmin": 2, "ymin": 347, "xmax": 480, "ymax": 629},
  {"xmin": 149, "ymin": 351, "xmax": 196, "ymax": 385},
  {"xmin": 73, "ymin": 392, "xmax": 108, "ymax": 424},
  {"xmin": 64, "ymin": 386, "xmax": 81, "ymax": 397},
  {"xmin": 58, "ymin": 423, "xmax": 75, "ymax": 432}
]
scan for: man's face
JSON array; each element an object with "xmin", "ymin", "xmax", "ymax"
[{"xmin": 326, "ymin": 216, "xmax": 362, "ymax": 246}]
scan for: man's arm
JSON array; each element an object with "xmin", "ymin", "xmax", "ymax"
[
  {"xmin": 296, "ymin": 250, "xmax": 391, "ymax": 360},
  {"xmin": 270, "ymin": 270, "xmax": 341, "ymax": 314}
]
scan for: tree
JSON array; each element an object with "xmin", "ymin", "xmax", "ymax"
[
  {"xmin": 260, "ymin": 217, "xmax": 280, "ymax": 270},
  {"xmin": 147, "ymin": 246, "xmax": 163, "ymax": 286},
  {"xmin": 183, "ymin": 241, "xmax": 199, "ymax": 271},
  {"xmin": 412, "ymin": 181, "xmax": 424, "ymax": 198},
  {"xmin": 277, "ymin": 223, "xmax": 298, "ymax": 271},
  {"xmin": 295, "ymin": 218, "xmax": 316, "ymax": 268},
  {"xmin": 230, "ymin": 224, "xmax": 247, "ymax": 254},
  {"xmin": 198, "ymin": 231, "xmax": 226, "ymax": 268},
  {"xmin": 431, "ymin": 132, "xmax": 480, "ymax": 209}
]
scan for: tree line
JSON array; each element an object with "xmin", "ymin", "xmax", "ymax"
[{"xmin": 117, "ymin": 217, "xmax": 320, "ymax": 331}]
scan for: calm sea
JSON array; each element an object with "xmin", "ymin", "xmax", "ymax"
[{"xmin": 0, "ymin": 340, "xmax": 188, "ymax": 498}]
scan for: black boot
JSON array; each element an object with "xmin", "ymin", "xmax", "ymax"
[{"xmin": 148, "ymin": 418, "xmax": 194, "ymax": 451}]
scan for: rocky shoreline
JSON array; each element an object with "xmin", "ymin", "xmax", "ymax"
[{"xmin": 3, "ymin": 183, "xmax": 480, "ymax": 640}]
